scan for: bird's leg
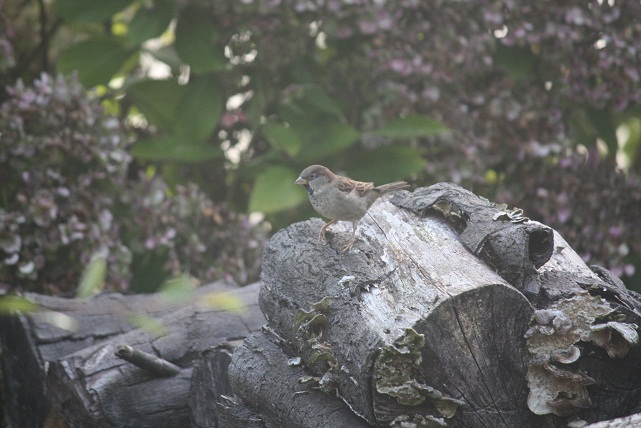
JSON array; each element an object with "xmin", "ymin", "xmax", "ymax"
[
  {"xmin": 318, "ymin": 219, "xmax": 338, "ymax": 245},
  {"xmin": 341, "ymin": 221, "xmax": 359, "ymax": 253}
]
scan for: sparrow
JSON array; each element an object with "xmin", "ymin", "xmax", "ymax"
[{"xmin": 295, "ymin": 165, "xmax": 409, "ymax": 252}]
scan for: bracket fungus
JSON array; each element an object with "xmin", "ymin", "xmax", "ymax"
[{"xmin": 525, "ymin": 291, "xmax": 639, "ymax": 417}]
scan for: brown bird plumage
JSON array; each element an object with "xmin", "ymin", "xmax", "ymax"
[{"xmin": 295, "ymin": 165, "xmax": 409, "ymax": 252}]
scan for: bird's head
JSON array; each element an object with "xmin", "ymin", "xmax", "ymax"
[{"xmin": 295, "ymin": 165, "xmax": 334, "ymax": 195}]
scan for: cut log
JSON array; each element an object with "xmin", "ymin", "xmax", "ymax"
[
  {"xmin": 0, "ymin": 281, "xmax": 264, "ymax": 428},
  {"xmin": 258, "ymin": 197, "xmax": 541, "ymax": 426},
  {"xmin": 0, "ymin": 280, "xmax": 237, "ymax": 428},
  {"xmin": 392, "ymin": 183, "xmax": 555, "ymax": 292},
  {"xmin": 240, "ymin": 183, "xmax": 641, "ymax": 427},
  {"xmin": 397, "ymin": 186, "xmax": 641, "ymax": 423},
  {"xmin": 45, "ymin": 282, "xmax": 264, "ymax": 427}
]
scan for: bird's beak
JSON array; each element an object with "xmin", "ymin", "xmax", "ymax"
[{"xmin": 295, "ymin": 177, "xmax": 307, "ymax": 186}]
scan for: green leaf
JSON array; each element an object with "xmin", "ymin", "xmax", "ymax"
[
  {"xmin": 372, "ymin": 115, "xmax": 448, "ymax": 139},
  {"xmin": 150, "ymin": 45, "xmax": 183, "ymax": 69},
  {"xmin": 131, "ymin": 135, "xmax": 221, "ymax": 162},
  {"xmin": 129, "ymin": 77, "xmax": 221, "ymax": 141},
  {"xmin": 175, "ymin": 6, "xmax": 225, "ymax": 73},
  {"xmin": 128, "ymin": 0, "xmax": 175, "ymax": 44},
  {"xmin": 128, "ymin": 79, "xmax": 186, "ymax": 131},
  {"xmin": 280, "ymin": 84, "xmax": 346, "ymax": 121},
  {"xmin": 203, "ymin": 291, "xmax": 246, "ymax": 314},
  {"xmin": 298, "ymin": 122, "xmax": 360, "ymax": 161},
  {"xmin": 249, "ymin": 166, "xmax": 308, "ymax": 213},
  {"xmin": 348, "ymin": 145, "xmax": 425, "ymax": 183},
  {"xmin": 174, "ymin": 75, "xmax": 223, "ymax": 141},
  {"xmin": 53, "ymin": 0, "xmax": 131, "ymax": 23},
  {"xmin": 300, "ymin": 85, "xmax": 345, "ymax": 120},
  {"xmin": 76, "ymin": 254, "xmax": 107, "ymax": 298},
  {"xmin": 126, "ymin": 312, "xmax": 167, "ymax": 336},
  {"xmin": 262, "ymin": 122, "xmax": 302, "ymax": 157},
  {"xmin": 0, "ymin": 296, "xmax": 38, "ymax": 314},
  {"xmin": 58, "ymin": 38, "xmax": 133, "ymax": 87},
  {"xmin": 158, "ymin": 274, "xmax": 196, "ymax": 303}
]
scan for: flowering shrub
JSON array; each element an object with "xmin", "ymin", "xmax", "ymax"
[
  {"xmin": 2, "ymin": 0, "xmax": 640, "ymax": 288},
  {"xmin": 511, "ymin": 154, "xmax": 641, "ymax": 279},
  {"xmin": 0, "ymin": 74, "xmax": 263, "ymax": 294}
]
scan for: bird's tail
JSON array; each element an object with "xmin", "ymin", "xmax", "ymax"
[{"xmin": 375, "ymin": 181, "xmax": 410, "ymax": 194}]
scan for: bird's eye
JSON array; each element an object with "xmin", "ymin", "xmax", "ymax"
[{"xmin": 309, "ymin": 173, "xmax": 315, "ymax": 179}]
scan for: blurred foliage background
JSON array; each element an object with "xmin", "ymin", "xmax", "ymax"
[{"xmin": 0, "ymin": 0, "xmax": 640, "ymax": 294}]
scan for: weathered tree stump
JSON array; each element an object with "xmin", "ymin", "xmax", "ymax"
[
  {"xmin": 1, "ymin": 281, "xmax": 265, "ymax": 428},
  {"xmin": 228, "ymin": 183, "xmax": 641, "ymax": 427}
]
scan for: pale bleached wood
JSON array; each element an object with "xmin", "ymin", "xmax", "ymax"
[{"xmin": 259, "ymin": 196, "xmax": 542, "ymax": 427}]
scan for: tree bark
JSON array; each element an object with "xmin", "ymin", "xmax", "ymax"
[
  {"xmin": 190, "ymin": 342, "xmax": 269, "ymax": 428},
  {"xmin": 231, "ymin": 183, "xmax": 641, "ymax": 427},
  {"xmin": 258, "ymin": 195, "xmax": 541, "ymax": 426},
  {"xmin": 1, "ymin": 281, "xmax": 265, "ymax": 428},
  {"xmin": 227, "ymin": 331, "xmax": 372, "ymax": 428}
]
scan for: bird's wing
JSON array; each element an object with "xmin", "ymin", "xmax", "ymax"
[{"xmin": 335, "ymin": 176, "xmax": 375, "ymax": 197}]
